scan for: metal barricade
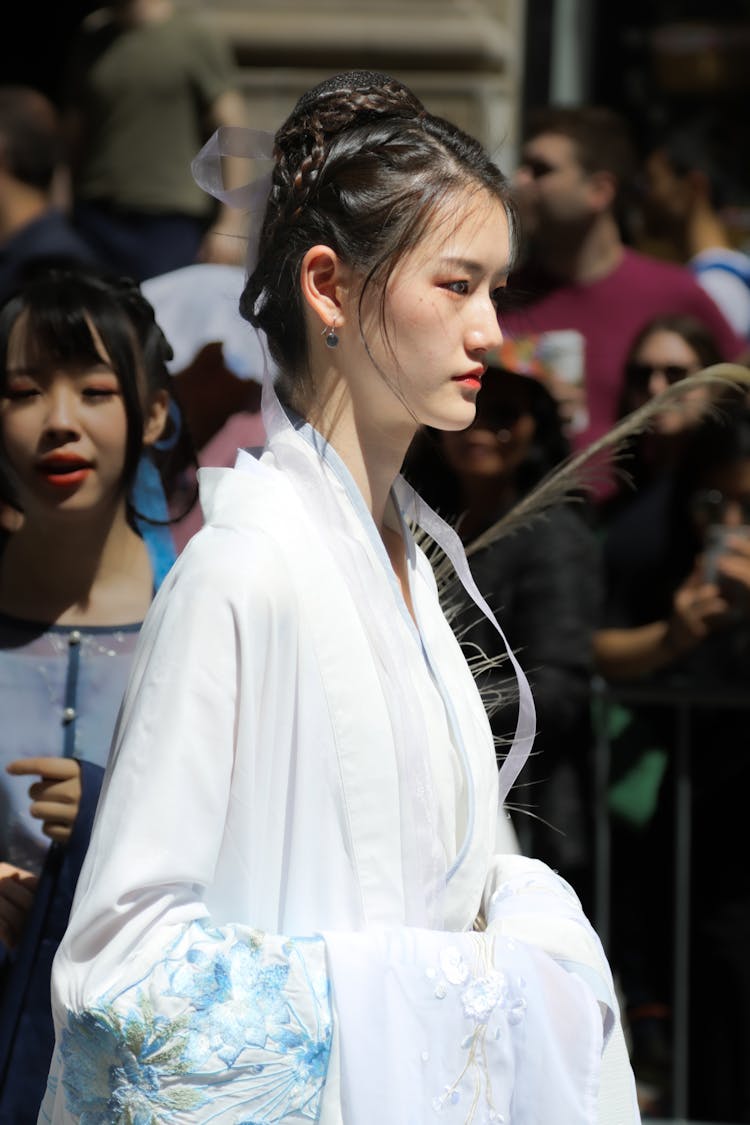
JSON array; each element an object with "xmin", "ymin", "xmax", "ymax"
[{"xmin": 592, "ymin": 676, "xmax": 750, "ymax": 1124}]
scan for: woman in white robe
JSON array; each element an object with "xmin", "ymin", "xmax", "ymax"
[{"xmin": 40, "ymin": 70, "xmax": 639, "ymax": 1124}]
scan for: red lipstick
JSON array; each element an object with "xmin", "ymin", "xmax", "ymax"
[
  {"xmin": 452, "ymin": 366, "xmax": 486, "ymax": 390},
  {"xmin": 36, "ymin": 453, "xmax": 92, "ymax": 487}
]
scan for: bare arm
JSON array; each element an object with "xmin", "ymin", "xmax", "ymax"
[
  {"xmin": 198, "ymin": 90, "xmax": 250, "ymax": 266},
  {"xmin": 594, "ymin": 562, "xmax": 729, "ymax": 681}
]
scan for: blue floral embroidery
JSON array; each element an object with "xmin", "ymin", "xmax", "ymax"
[
  {"xmin": 167, "ymin": 934, "xmax": 292, "ymax": 1067},
  {"xmin": 59, "ymin": 920, "xmax": 332, "ymax": 1123},
  {"xmin": 60, "ymin": 1002, "xmax": 205, "ymax": 1123}
]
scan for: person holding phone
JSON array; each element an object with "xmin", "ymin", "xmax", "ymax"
[{"xmin": 596, "ymin": 394, "xmax": 750, "ymax": 1119}]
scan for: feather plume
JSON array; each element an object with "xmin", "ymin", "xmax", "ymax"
[
  {"xmin": 464, "ymin": 362, "xmax": 750, "ymax": 559},
  {"xmin": 423, "ymin": 363, "xmax": 750, "ymax": 592}
]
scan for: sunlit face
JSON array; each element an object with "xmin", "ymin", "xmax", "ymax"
[
  {"xmin": 513, "ymin": 133, "xmax": 595, "ymax": 238},
  {"xmin": 626, "ymin": 329, "xmax": 707, "ymax": 435},
  {"xmin": 0, "ymin": 312, "xmax": 131, "ymax": 521},
  {"xmin": 347, "ymin": 189, "xmax": 511, "ymax": 438},
  {"xmin": 440, "ymin": 372, "xmax": 537, "ymax": 482}
]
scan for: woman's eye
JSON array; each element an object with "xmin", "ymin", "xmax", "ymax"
[
  {"xmin": 82, "ymin": 386, "xmax": 118, "ymax": 400},
  {"xmin": 441, "ymin": 280, "xmax": 470, "ymax": 295},
  {"xmin": 3, "ymin": 386, "xmax": 39, "ymax": 401}
]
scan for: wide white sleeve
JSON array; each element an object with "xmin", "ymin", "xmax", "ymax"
[
  {"xmin": 39, "ymin": 528, "xmax": 333, "ymax": 1124},
  {"xmin": 324, "ymin": 923, "xmax": 604, "ymax": 1125},
  {"xmin": 481, "ymin": 854, "xmax": 641, "ymax": 1125}
]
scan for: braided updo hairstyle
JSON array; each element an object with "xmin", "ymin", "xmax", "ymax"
[{"xmin": 240, "ymin": 70, "xmax": 515, "ymax": 402}]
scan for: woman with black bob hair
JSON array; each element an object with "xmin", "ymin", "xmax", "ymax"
[
  {"xmin": 0, "ymin": 266, "xmax": 190, "ymax": 1121},
  {"xmin": 42, "ymin": 73, "xmax": 637, "ymax": 1123}
]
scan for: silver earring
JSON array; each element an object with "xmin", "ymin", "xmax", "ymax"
[{"xmin": 322, "ymin": 322, "xmax": 339, "ymax": 348}]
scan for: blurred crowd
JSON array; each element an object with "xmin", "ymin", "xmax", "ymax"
[{"xmin": 1, "ymin": 2, "xmax": 750, "ymax": 1122}]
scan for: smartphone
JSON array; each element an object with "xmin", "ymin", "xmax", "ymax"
[{"xmin": 702, "ymin": 524, "xmax": 750, "ymax": 585}]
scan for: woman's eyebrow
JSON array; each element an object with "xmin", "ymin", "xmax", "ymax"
[
  {"xmin": 437, "ymin": 256, "xmax": 511, "ymax": 279},
  {"xmin": 438, "ymin": 256, "xmax": 482, "ymax": 273}
]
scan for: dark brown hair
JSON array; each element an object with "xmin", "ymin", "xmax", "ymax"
[
  {"xmin": 240, "ymin": 71, "xmax": 515, "ymax": 398},
  {"xmin": 524, "ymin": 105, "xmax": 637, "ymax": 205},
  {"xmin": 627, "ymin": 313, "xmax": 723, "ymax": 375},
  {"xmin": 0, "ymin": 85, "xmax": 63, "ymax": 192}
]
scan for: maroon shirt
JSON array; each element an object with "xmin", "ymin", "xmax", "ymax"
[{"xmin": 502, "ymin": 248, "xmax": 745, "ymax": 452}]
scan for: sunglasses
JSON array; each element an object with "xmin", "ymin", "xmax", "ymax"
[
  {"xmin": 518, "ymin": 157, "xmax": 559, "ymax": 180},
  {"xmin": 690, "ymin": 488, "xmax": 750, "ymax": 528},
  {"xmin": 625, "ymin": 362, "xmax": 695, "ymax": 388}
]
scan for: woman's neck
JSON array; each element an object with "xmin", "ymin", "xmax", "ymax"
[
  {"xmin": 0, "ymin": 503, "xmax": 154, "ymax": 626},
  {"xmin": 301, "ymin": 378, "xmax": 419, "ymax": 621},
  {"xmin": 304, "ymin": 381, "xmax": 413, "ymax": 534}
]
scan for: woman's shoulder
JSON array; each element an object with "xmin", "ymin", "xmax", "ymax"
[{"xmin": 157, "ymin": 468, "xmax": 304, "ymax": 615}]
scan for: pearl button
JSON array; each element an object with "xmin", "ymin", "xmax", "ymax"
[
  {"xmin": 62, "ymin": 707, "xmax": 76, "ymax": 723},
  {"xmin": 69, "ymin": 630, "xmax": 81, "ymax": 646}
]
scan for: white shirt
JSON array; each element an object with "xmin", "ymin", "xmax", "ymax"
[{"xmin": 691, "ymin": 246, "xmax": 750, "ymax": 339}]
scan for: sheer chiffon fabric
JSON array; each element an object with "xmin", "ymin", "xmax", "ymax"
[{"xmin": 0, "ymin": 617, "xmax": 141, "ymax": 875}]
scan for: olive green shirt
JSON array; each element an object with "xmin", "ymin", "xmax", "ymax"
[{"xmin": 67, "ymin": 11, "xmax": 235, "ymax": 216}]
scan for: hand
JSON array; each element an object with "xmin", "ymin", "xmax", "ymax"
[
  {"xmin": 0, "ymin": 502, "xmax": 23, "ymax": 533},
  {"xmin": 713, "ymin": 532, "xmax": 750, "ymax": 602},
  {"xmin": 665, "ymin": 565, "xmax": 729, "ymax": 656},
  {"xmin": 0, "ymin": 862, "xmax": 38, "ymax": 950},
  {"xmin": 541, "ymin": 371, "xmax": 587, "ymax": 432},
  {"xmin": 6, "ymin": 757, "xmax": 82, "ymax": 845}
]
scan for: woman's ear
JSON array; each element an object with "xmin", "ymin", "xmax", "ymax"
[
  {"xmin": 142, "ymin": 389, "xmax": 170, "ymax": 447},
  {"xmin": 300, "ymin": 244, "xmax": 352, "ymax": 330}
]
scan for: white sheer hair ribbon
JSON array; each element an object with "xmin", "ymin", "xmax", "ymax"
[
  {"xmin": 191, "ymin": 126, "xmax": 275, "ymax": 270},
  {"xmin": 394, "ymin": 480, "xmax": 537, "ymax": 805}
]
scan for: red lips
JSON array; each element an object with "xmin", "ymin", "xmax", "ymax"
[
  {"xmin": 36, "ymin": 452, "xmax": 93, "ymax": 487},
  {"xmin": 452, "ymin": 367, "xmax": 486, "ymax": 389}
]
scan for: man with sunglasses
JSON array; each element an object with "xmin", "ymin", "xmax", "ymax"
[{"xmin": 503, "ymin": 106, "xmax": 746, "ymax": 474}]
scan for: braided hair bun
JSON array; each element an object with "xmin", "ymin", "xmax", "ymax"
[
  {"xmin": 291, "ymin": 70, "xmax": 424, "ymax": 118},
  {"xmin": 241, "ymin": 70, "xmax": 512, "ymax": 394},
  {"xmin": 276, "ymin": 71, "xmax": 425, "ymax": 222}
]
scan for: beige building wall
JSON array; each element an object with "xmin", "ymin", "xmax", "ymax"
[{"xmin": 183, "ymin": 0, "xmax": 525, "ymax": 172}]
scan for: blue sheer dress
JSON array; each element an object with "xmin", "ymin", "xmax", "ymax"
[{"xmin": 0, "ymin": 615, "xmax": 142, "ymax": 1123}]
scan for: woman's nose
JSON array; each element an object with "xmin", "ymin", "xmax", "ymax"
[
  {"xmin": 44, "ymin": 388, "xmax": 80, "ymax": 436},
  {"xmin": 648, "ymin": 371, "xmax": 669, "ymax": 398},
  {"xmin": 468, "ymin": 301, "xmax": 503, "ymax": 355}
]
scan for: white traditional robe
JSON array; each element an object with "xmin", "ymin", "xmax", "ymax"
[{"xmin": 39, "ymin": 390, "xmax": 639, "ymax": 1124}]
